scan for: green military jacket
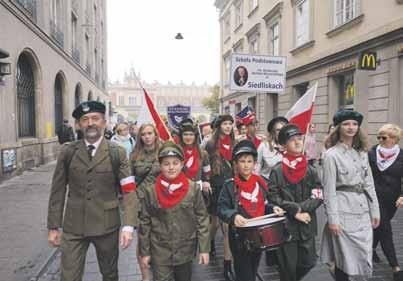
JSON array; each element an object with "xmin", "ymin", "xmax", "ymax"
[
  {"xmin": 131, "ymin": 148, "xmax": 160, "ymax": 190},
  {"xmin": 268, "ymin": 163, "xmax": 323, "ymax": 241},
  {"xmin": 47, "ymin": 138, "xmax": 138, "ymax": 236},
  {"xmin": 138, "ymin": 180, "xmax": 210, "ymax": 266}
]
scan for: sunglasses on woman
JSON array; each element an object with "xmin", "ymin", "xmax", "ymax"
[{"xmin": 377, "ymin": 136, "xmax": 388, "ymax": 141}]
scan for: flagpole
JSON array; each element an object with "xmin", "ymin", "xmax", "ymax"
[
  {"xmin": 132, "ymin": 73, "xmax": 173, "ymax": 141},
  {"xmin": 302, "ymin": 82, "xmax": 318, "ymax": 154}
]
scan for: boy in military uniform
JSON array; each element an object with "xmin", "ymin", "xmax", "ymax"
[
  {"xmin": 218, "ymin": 140, "xmax": 284, "ymax": 281},
  {"xmin": 268, "ymin": 124, "xmax": 323, "ymax": 281},
  {"xmin": 138, "ymin": 141, "xmax": 210, "ymax": 281},
  {"xmin": 47, "ymin": 101, "xmax": 138, "ymax": 281}
]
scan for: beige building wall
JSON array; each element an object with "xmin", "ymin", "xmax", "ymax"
[
  {"xmin": 109, "ymin": 69, "xmax": 212, "ymax": 123},
  {"xmin": 0, "ymin": 0, "xmax": 108, "ymax": 180},
  {"xmin": 215, "ymin": 0, "xmax": 403, "ymax": 150}
]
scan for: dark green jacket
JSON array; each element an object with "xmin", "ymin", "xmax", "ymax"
[
  {"xmin": 205, "ymin": 142, "xmax": 234, "ymax": 188},
  {"xmin": 131, "ymin": 148, "xmax": 160, "ymax": 190},
  {"xmin": 48, "ymin": 139, "xmax": 138, "ymax": 236},
  {"xmin": 268, "ymin": 163, "xmax": 323, "ymax": 241},
  {"xmin": 138, "ymin": 180, "xmax": 210, "ymax": 266},
  {"xmin": 217, "ymin": 178, "xmax": 273, "ymax": 225}
]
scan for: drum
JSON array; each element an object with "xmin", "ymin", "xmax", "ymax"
[{"xmin": 237, "ymin": 216, "xmax": 291, "ymax": 251}]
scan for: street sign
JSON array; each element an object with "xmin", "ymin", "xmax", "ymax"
[
  {"xmin": 230, "ymin": 53, "xmax": 286, "ymax": 93},
  {"xmin": 358, "ymin": 51, "xmax": 377, "ymax": 70}
]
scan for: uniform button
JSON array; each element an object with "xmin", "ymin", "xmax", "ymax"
[{"xmin": 87, "ymin": 198, "xmax": 91, "ymax": 200}]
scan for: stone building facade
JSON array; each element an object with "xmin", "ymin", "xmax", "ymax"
[
  {"xmin": 215, "ymin": 0, "xmax": 403, "ymax": 147},
  {"xmin": 109, "ymin": 68, "xmax": 213, "ymax": 123},
  {"xmin": 0, "ymin": 0, "xmax": 108, "ymax": 180}
]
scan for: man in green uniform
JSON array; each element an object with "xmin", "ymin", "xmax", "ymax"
[{"xmin": 47, "ymin": 101, "xmax": 138, "ymax": 281}]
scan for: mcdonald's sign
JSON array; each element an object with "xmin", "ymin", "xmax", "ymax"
[{"xmin": 359, "ymin": 51, "xmax": 377, "ymax": 70}]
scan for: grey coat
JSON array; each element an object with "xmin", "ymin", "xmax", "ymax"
[{"xmin": 320, "ymin": 142, "xmax": 380, "ymax": 276}]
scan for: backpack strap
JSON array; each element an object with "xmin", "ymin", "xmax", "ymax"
[
  {"xmin": 107, "ymin": 141, "xmax": 122, "ymax": 195},
  {"xmin": 64, "ymin": 140, "xmax": 81, "ymax": 181}
]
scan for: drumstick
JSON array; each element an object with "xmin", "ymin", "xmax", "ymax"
[{"xmin": 246, "ymin": 211, "xmax": 287, "ymax": 222}]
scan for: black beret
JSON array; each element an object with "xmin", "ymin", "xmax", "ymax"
[
  {"xmin": 158, "ymin": 141, "xmax": 184, "ymax": 161},
  {"xmin": 333, "ymin": 109, "xmax": 363, "ymax": 126},
  {"xmin": 232, "ymin": 139, "xmax": 257, "ymax": 160},
  {"xmin": 278, "ymin": 124, "xmax": 303, "ymax": 145},
  {"xmin": 213, "ymin": 114, "xmax": 234, "ymax": 129},
  {"xmin": 72, "ymin": 101, "xmax": 106, "ymax": 119},
  {"xmin": 267, "ymin": 116, "xmax": 288, "ymax": 133}
]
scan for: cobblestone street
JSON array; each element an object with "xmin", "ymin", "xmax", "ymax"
[{"xmin": 1, "ymin": 162, "xmax": 403, "ymax": 281}]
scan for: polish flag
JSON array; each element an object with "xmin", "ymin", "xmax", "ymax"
[
  {"xmin": 143, "ymin": 88, "xmax": 172, "ymax": 141},
  {"xmin": 133, "ymin": 74, "xmax": 172, "ymax": 141},
  {"xmin": 285, "ymin": 83, "xmax": 318, "ymax": 134}
]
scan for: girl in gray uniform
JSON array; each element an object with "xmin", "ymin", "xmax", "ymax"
[{"xmin": 320, "ymin": 109, "xmax": 380, "ymax": 281}]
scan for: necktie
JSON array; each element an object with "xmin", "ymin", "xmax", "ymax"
[{"xmin": 87, "ymin": 145, "xmax": 95, "ymax": 160}]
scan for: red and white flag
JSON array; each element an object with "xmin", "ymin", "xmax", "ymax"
[
  {"xmin": 133, "ymin": 74, "xmax": 171, "ymax": 141},
  {"xmin": 285, "ymin": 83, "xmax": 318, "ymax": 133},
  {"xmin": 142, "ymin": 88, "xmax": 171, "ymax": 141}
]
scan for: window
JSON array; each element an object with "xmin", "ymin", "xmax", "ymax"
[
  {"xmin": 295, "ymin": 0, "xmax": 310, "ymax": 47},
  {"xmin": 234, "ymin": 1, "xmax": 243, "ymax": 29},
  {"xmin": 337, "ymin": 72, "xmax": 355, "ymax": 109},
  {"xmin": 17, "ymin": 53, "xmax": 36, "ymax": 137},
  {"xmin": 249, "ymin": 37, "xmax": 259, "ymax": 54},
  {"xmin": 223, "ymin": 13, "xmax": 231, "ymax": 39},
  {"xmin": 294, "ymin": 83, "xmax": 308, "ymax": 100},
  {"xmin": 249, "ymin": 0, "xmax": 258, "ymax": 12},
  {"xmin": 248, "ymin": 96, "xmax": 256, "ymax": 111},
  {"xmin": 270, "ymin": 22, "xmax": 280, "ymax": 56},
  {"xmin": 85, "ymin": 34, "xmax": 90, "ymax": 71},
  {"xmin": 71, "ymin": 13, "xmax": 78, "ymax": 52},
  {"xmin": 129, "ymin": 96, "xmax": 136, "ymax": 105},
  {"xmin": 50, "ymin": 0, "xmax": 61, "ymax": 26},
  {"xmin": 224, "ymin": 106, "xmax": 230, "ymax": 114},
  {"xmin": 235, "ymin": 102, "xmax": 242, "ymax": 114},
  {"xmin": 334, "ymin": 0, "xmax": 356, "ymax": 27},
  {"xmin": 119, "ymin": 96, "xmax": 125, "ymax": 105},
  {"xmin": 224, "ymin": 55, "xmax": 231, "ymax": 86}
]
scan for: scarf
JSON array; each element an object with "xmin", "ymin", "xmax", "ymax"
[
  {"xmin": 155, "ymin": 172, "xmax": 189, "ymax": 209},
  {"xmin": 376, "ymin": 144, "xmax": 400, "ymax": 172},
  {"xmin": 219, "ymin": 135, "xmax": 232, "ymax": 161},
  {"xmin": 235, "ymin": 174, "xmax": 268, "ymax": 218},
  {"xmin": 183, "ymin": 146, "xmax": 200, "ymax": 180},
  {"xmin": 281, "ymin": 153, "xmax": 307, "ymax": 184}
]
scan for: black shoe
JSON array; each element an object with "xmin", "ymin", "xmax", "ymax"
[
  {"xmin": 393, "ymin": 271, "xmax": 403, "ymax": 281},
  {"xmin": 224, "ymin": 260, "xmax": 235, "ymax": 281},
  {"xmin": 210, "ymin": 240, "xmax": 216, "ymax": 257},
  {"xmin": 373, "ymin": 250, "xmax": 381, "ymax": 263}
]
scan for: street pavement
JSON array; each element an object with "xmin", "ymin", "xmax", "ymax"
[{"xmin": 1, "ymin": 161, "xmax": 403, "ymax": 281}]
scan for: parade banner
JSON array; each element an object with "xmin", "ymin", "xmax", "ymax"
[
  {"xmin": 230, "ymin": 53, "xmax": 286, "ymax": 93},
  {"xmin": 167, "ymin": 104, "xmax": 191, "ymax": 131}
]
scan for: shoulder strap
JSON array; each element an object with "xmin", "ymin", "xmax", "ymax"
[
  {"xmin": 107, "ymin": 142, "xmax": 121, "ymax": 190},
  {"xmin": 64, "ymin": 140, "xmax": 81, "ymax": 181}
]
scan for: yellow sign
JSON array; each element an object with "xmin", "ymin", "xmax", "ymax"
[
  {"xmin": 327, "ymin": 61, "xmax": 356, "ymax": 75},
  {"xmin": 46, "ymin": 122, "xmax": 53, "ymax": 138},
  {"xmin": 359, "ymin": 51, "xmax": 377, "ymax": 70},
  {"xmin": 345, "ymin": 84, "xmax": 355, "ymax": 100}
]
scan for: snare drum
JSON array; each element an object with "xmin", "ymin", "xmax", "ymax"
[{"xmin": 237, "ymin": 216, "xmax": 291, "ymax": 252}]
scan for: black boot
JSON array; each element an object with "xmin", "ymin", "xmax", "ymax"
[
  {"xmin": 210, "ymin": 240, "xmax": 216, "ymax": 257},
  {"xmin": 373, "ymin": 249, "xmax": 381, "ymax": 263},
  {"xmin": 224, "ymin": 260, "xmax": 235, "ymax": 281},
  {"xmin": 393, "ymin": 271, "xmax": 403, "ymax": 281}
]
